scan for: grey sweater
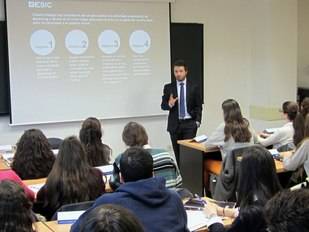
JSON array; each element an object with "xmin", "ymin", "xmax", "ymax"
[{"xmin": 283, "ymin": 139, "xmax": 309, "ymax": 176}]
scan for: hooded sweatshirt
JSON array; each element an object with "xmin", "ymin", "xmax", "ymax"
[{"xmin": 71, "ymin": 176, "xmax": 189, "ymax": 232}]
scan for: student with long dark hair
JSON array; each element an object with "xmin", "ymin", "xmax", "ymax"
[
  {"xmin": 258, "ymin": 102, "xmax": 298, "ymax": 150},
  {"xmin": 35, "ymin": 136, "xmax": 105, "ymax": 220},
  {"xmin": 205, "ymin": 99, "xmax": 256, "ymax": 159},
  {"xmin": 79, "ymin": 117, "xmax": 111, "ymax": 166},
  {"xmin": 80, "ymin": 204, "xmax": 144, "ymax": 232},
  {"xmin": 283, "ymin": 114, "xmax": 309, "ymax": 181},
  {"xmin": 207, "ymin": 145, "xmax": 282, "ymax": 232},
  {"xmin": 0, "ymin": 180, "xmax": 35, "ymax": 232},
  {"xmin": 12, "ymin": 129, "xmax": 55, "ymax": 180}
]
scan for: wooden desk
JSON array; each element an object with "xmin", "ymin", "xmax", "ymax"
[
  {"xmin": 35, "ymin": 221, "xmax": 71, "ymax": 232},
  {"xmin": 23, "ymin": 177, "xmax": 112, "ymax": 193},
  {"xmin": 178, "ymin": 140, "xmax": 293, "ymax": 196},
  {"xmin": 178, "ymin": 140, "xmax": 220, "ymax": 196},
  {"xmin": 0, "ymin": 159, "xmax": 11, "ymax": 170},
  {"xmin": 34, "ymin": 197, "xmax": 234, "ymax": 232}
]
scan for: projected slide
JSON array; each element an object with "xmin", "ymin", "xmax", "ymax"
[{"xmin": 6, "ymin": 0, "xmax": 170, "ymax": 125}]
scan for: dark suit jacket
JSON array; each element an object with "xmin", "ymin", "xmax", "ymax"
[{"xmin": 161, "ymin": 79, "xmax": 202, "ymax": 132}]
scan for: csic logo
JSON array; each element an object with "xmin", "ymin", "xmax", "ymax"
[{"xmin": 28, "ymin": 1, "xmax": 53, "ymax": 9}]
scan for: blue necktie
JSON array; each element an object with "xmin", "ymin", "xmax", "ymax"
[{"xmin": 179, "ymin": 82, "xmax": 185, "ymax": 119}]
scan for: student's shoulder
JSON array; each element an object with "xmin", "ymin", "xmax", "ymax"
[
  {"xmin": 148, "ymin": 148, "xmax": 169, "ymax": 156},
  {"xmin": 298, "ymin": 139, "xmax": 309, "ymax": 150},
  {"xmin": 93, "ymin": 192, "xmax": 120, "ymax": 205},
  {"xmin": 166, "ymin": 189, "xmax": 182, "ymax": 202},
  {"xmin": 0, "ymin": 170, "xmax": 19, "ymax": 180}
]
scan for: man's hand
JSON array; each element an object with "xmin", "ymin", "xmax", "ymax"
[{"xmin": 168, "ymin": 94, "xmax": 178, "ymax": 108}]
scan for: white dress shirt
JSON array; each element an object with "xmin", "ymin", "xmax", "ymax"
[
  {"xmin": 258, "ymin": 122, "xmax": 294, "ymax": 149},
  {"xmin": 283, "ymin": 139, "xmax": 309, "ymax": 176}
]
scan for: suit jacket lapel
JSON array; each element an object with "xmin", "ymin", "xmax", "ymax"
[{"xmin": 186, "ymin": 79, "xmax": 191, "ymax": 104}]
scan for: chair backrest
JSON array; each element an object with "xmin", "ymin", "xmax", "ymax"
[
  {"xmin": 213, "ymin": 145, "xmax": 253, "ymax": 201},
  {"xmin": 152, "ymin": 153, "xmax": 183, "ymax": 189},
  {"xmin": 51, "ymin": 200, "xmax": 94, "ymax": 221},
  {"xmin": 48, "ymin": 137, "xmax": 63, "ymax": 150}
]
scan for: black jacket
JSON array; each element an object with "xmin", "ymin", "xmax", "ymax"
[{"xmin": 161, "ymin": 80, "xmax": 202, "ymax": 132}]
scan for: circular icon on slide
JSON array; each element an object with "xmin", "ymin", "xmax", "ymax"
[
  {"xmin": 30, "ymin": 30, "xmax": 56, "ymax": 56},
  {"xmin": 129, "ymin": 30, "xmax": 151, "ymax": 54},
  {"xmin": 65, "ymin": 30, "xmax": 89, "ymax": 55},
  {"xmin": 98, "ymin": 30, "xmax": 120, "ymax": 54}
]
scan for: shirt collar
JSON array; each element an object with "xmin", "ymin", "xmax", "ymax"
[
  {"xmin": 143, "ymin": 144, "xmax": 151, "ymax": 149},
  {"xmin": 176, "ymin": 78, "xmax": 187, "ymax": 85}
]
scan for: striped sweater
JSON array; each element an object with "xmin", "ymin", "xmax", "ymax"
[{"xmin": 115, "ymin": 148, "xmax": 182, "ymax": 189}]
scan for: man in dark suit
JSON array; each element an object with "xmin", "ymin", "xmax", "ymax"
[{"xmin": 161, "ymin": 60, "xmax": 202, "ymax": 165}]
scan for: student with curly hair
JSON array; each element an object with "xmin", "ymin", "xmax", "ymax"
[
  {"xmin": 79, "ymin": 117, "xmax": 111, "ymax": 166},
  {"xmin": 265, "ymin": 189, "xmax": 309, "ymax": 232},
  {"xmin": 0, "ymin": 180, "xmax": 35, "ymax": 232},
  {"xmin": 12, "ymin": 129, "xmax": 55, "ymax": 180}
]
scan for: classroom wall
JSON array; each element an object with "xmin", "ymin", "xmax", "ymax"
[
  {"xmin": 0, "ymin": 0, "xmax": 298, "ymax": 156},
  {"xmin": 298, "ymin": 0, "xmax": 309, "ymax": 89},
  {"xmin": 171, "ymin": 0, "xmax": 297, "ymax": 132}
]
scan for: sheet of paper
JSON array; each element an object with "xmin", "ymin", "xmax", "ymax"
[
  {"xmin": 96, "ymin": 165, "xmax": 114, "ymax": 175},
  {"xmin": 186, "ymin": 210, "xmax": 209, "ymax": 231},
  {"xmin": 28, "ymin": 183, "xmax": 45, "ymax": 194},
  {"xmin": 0, "ymin": 145, "xmax": 13, "ymax": 153},
  {"xmin": 57, "ymin": 210, "xmax": 85, "ymax": 224},
  {"xmin": 265, "ymin": 128, "xmax": 278, "ymax": 134}
]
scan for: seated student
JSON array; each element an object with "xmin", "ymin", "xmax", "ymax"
[
  {"xmin": 0, "ymin": 170, "xmax": 35, "ymax": 201},
  {"xmin": 0, "ymin": 180, "xmax": 35, "ymax": 232},
  {"xmin": 79, "ymin": 117, "xmax": 112, "ymax": 166},
  {"xmin": 264, "ymin": 189, "xmax": 309, "ymax": 232},
  {"xmin": 206, "ymin": 145, "xmax": 282, "ymax": 232},
  {"xmin": 258, "ymin": 101, "xmax": 298, "ymax": 151},
  {"xmin": 111, "ymin": 122, "xmax": 182, "ymax": 189},
  {"xmin": 283, "ymin": 114, "xmax": 309, "ymax": 181},
  {"xmin": 71, "ymin": 147, "xmax": 189, "ymax": 232},
  {"xmin": 12, "ymin": 129, "xmax": 55, "ymax": 180},
  {"xmin": 35, "ymin": 136, "xmax": 105, "ymax": 220},
  {"xmin": 205, "ymin": 99, "xmax": 256, "ymax": 159},
  {"xmin": 79, "ymin": 204, "xmax": 144, "ymax": 232}
]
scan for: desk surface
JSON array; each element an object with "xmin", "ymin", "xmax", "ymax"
[
  {"xmin": 34, "ymin": 197, "xmax": 234, "ymax": 232},
  {"xmin": 0, "ymin": 159, "xmax": 10, "ymax": 170},
  {"xmin": 178, "ymin": 140, "xmax": 293, "ymax": 174},
  {"xmin": 0, "ymin": 159, "xmax": 112, "ymax": 192},
  {"xmin": 178, "ymin": 140, "xmax": 219, "ymax": 153},
  {"xmin": 35, "ymin": 221, "xmax": 71, "ymax": 232},
  {"xmin": 23, "ymin": 177, "xmax": 112, "ymax": 193}
]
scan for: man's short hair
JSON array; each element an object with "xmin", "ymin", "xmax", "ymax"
[
  {"xmin": 264, "ymin": 189, "xmax": 309, "ymax": 232},
  {"xmin": 120, "ymin": 147, "xmax": 153, "ymax": 182},
  {"xmin": 122, "ymin": 122, "xmax": 148, "ymax": 147},
  {"xmin": 173, "ymin": 59, "xmax": 188, "ymax": 71}
]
